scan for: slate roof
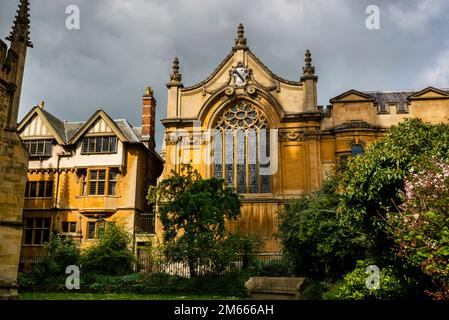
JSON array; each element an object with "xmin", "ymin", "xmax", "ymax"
[
  {"xmin": 40, "ymin": 108, "xmax": 68, "ymax": 143},
  {"xmin": 363, "ymin": 90, "xmax": 417, "ymax": 111},
  {"xmin": 364, "ymin": 88, "xmax": 449, "ymax": 109},
  {"xmin": 114, "ymin": 119, "xmax": 141, "ymax": 143},
  {"xmin": 25, "ymin": 108, "xmax": 148, "ymax": 146},
  {"xmin": 64, "ymin": 121, "xmax": 85, "ymax": 142}
]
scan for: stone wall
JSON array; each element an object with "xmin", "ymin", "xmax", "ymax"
[{"xmin": 0, "ymin": 86, "xmax": 29, "ymax": 299}]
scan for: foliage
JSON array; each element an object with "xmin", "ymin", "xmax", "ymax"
[
  {"xmin": 250, "ymin": 259, "xmax": 294, "ymax": 277},
  {"xmin": 31, "ymin": 234, "xmax": 80, "ymax": 280},
  {"xmin": 238, "ymin": 235, "xmax": 263, "ymax": 270},
  {"xmin": 325, "ymin": 259, "xmax": 425, "ymax": 300},
  {"xmin": 387, "ymin": 158, "xmax": 449, "ymax": 299},
  {"xmin": 19, "ymin": 271, "xmax": 249, "ymax": 298},
  {"xmin": 19, "ymin": 292, "xmax": 240, "ymax": 300},
  {"xmin": 299, "ymin": 279, "xmax": 334, "ymax": 300},
  {"xmin": 277, "ymin": 177, "xmax": 366, "ymax": 278},
  {"xmin": 147, "ymin": 164, "xmax": 243, "ymax": 277},
  {"xmin": 338, "ymin": 119, "xmax": 449, "ymax": 256},
  {"xmin": 81, "ymin": 222, "xmax": 135, "ymax": 276}
]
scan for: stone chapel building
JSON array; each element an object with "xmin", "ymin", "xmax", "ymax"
[{"xmin": 159, "ymin": 24, "xmax": 449, "ymax": 253}]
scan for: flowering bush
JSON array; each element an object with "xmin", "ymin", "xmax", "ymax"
[
  {"xmin": 388, "ymin": 158, "xmax": 449, "ymax": 299},
  {"xmin": 338, "ymin": 119, "xmax": 449, "ymax": 257}
]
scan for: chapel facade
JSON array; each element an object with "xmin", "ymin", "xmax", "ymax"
[{"xmin": 160, "ymin": 24, "xmax": 449, "ymax": 253}]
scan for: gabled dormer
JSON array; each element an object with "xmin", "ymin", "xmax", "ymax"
[
  {"xmin": 17, "ymin": 103, "xmax": 65, "ymax": 158},
  {"xmin": 329, "ymin": 89, "xmax": 376, "ymax": 103},
  {"xmin": 68, "ymin": 110, "xmax": 128, "ymax": 156},
  {"xmin": 407, "ymin": 87, "xmax": 449, "ymax": 101}
]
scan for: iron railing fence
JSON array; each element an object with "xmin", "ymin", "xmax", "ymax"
[{"xmin": 137, "ymin": 253, "xmax": 282, "ymax": 278}]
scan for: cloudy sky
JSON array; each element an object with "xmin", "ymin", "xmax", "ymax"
[{"xmin": 2, "ymin": 0, "xmax": 449, "ymax": 150}]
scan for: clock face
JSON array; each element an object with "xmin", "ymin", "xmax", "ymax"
[{"xmin": 233, "ymin": 67, "xmax": 248, "ymax": 86}]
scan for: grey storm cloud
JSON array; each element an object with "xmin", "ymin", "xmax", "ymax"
[{"xmin": 1, "ymin": 0, "xmax": 449, "ymax": 150}]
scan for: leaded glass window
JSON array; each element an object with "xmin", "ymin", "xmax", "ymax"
[
  {"xmin": 351, "ymin": 144, "xmax": 364, "ymax": 156},
  {"xmin": 214, "ymin": 102, "xmax": 271, "ymax": 194}
]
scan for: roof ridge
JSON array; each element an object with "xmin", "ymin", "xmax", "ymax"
[{"xmin": 363, "ymin": 90, "xmax": 418, "ymax": 94}]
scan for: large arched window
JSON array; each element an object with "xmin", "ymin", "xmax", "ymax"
[{"xmin": 213, "ymin": 102, "xmax": 271, "ymax": 194}]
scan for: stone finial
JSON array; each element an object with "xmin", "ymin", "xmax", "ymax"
[
  {"xmin": 38, "ymin": 101, "xmax": 44, "ymax": 109},
  {"xmin": 302, "ymin": 49, "xmax": 315, "ymax": 77},
  {"xmin": 168, "ymin": 57, "xmax": 182, "ymax": 86},
  {"xmin": 145, "ymin": 86, "xmax": 153, "ymax": 96},
  {"xmin": 6, "ymin": 0, "xmax": 33, "ymax": 48},
  {"xmin": 234, "ymin": 23, "xmax": 248, "ymax": 50}
]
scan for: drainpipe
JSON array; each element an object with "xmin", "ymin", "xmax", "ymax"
[{"xmin": 52, "ymin": 151, "xmax": 72, "ymax": 233}]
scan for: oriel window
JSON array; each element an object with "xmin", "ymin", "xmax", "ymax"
[
  {"xmin": 89, "ymin": 170, "xmax": 106, "ymax": 195},
  {"xmin": 25, "ymin": 181, "xmax": 53, "ymax": 198},
  {"xmin": 81, "ymin": 168, "xmax": 119, "ymax": 196},
  {"xmin": 108, "ymin": 169, "xmax": 117, "ymax": 195}
]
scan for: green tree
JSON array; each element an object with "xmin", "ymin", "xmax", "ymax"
[
  {"xmin": 148, "ymin": 164, "xmax": 242, "ymax": 277},
  {"xmin": 277, "ymin": 177, "xmax": 365, "ymax": 279},
  {"xmin": 81, "ymin": 222, "xmax": 135, "ymax": 275},
  {"xmin": 338, "ymin": 118, "xmax": 449, "ymax": 257}
]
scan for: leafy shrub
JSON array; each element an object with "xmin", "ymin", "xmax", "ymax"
[
  {"xmin": 250, "ymin": 259, "xmax": 294, "ymax": 277},
  {"xmin": 278, "ymin": 177, "xmax": 365, "ymax": 278},
  {"xmin": 31, "ymin": 234, "xmax": 80, "ymax": 280},
  {"xmin": 19, "ymin": 271, "xmax": 249, "ymax": 297},
  {"xmin": 299, "ymin": 279, "xmax": 333, "ymax": 300},
  {"xmin": 81, "ymin": 222, "xmax": 135, "ymax": 275},
  {"xmin": 237, "ymin": 235, "xmax": 263, "ymax": 270},
  {"xmin": 324, "ymin": 259, "xmax": 426, "ymax": 300}
]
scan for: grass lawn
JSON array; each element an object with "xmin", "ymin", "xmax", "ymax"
[{"xmin": 20, "ymin": 292, "xmax": 243, "ymax": 300}]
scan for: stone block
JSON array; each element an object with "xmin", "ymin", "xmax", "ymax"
[{"xmin": 245, "ymin": 277, "xmax": 306, "ymax": 300}]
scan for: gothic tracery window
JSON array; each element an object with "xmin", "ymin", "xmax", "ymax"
[{"xmin": 213, "ymin": 102, "xmax": 271, "ymax": 194}]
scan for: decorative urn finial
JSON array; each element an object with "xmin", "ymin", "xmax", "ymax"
[
  {"xmin": 234, "ymin": 23, "xmax": 248, "ymax": 50},
  {"xmin": 169, "ymin": 57, "xmax": 182, "ymax": 83},
  {"xmin": 302, "ymin": 49, "xmax": 315, "ymax": 77}
]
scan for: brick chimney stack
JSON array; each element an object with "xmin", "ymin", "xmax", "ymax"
[{"xmin": 142, "ymin": 86, "xmax": 156, "ymax": 149}]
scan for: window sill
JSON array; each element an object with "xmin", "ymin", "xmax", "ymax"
[
  {"xmin": 24, "ymin": 197, "xmax": 53, "ymax": 200},
  {"xmin": 22, "ymin": 244, "xmax": 45, "ymax": 247},
  {"xmin": 80, "ymin": 152, "xmax": 118, "ymax": 156},
  {"xmin": 76, "ymin": 195, "xmax": 121, "ymax": 199}
]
